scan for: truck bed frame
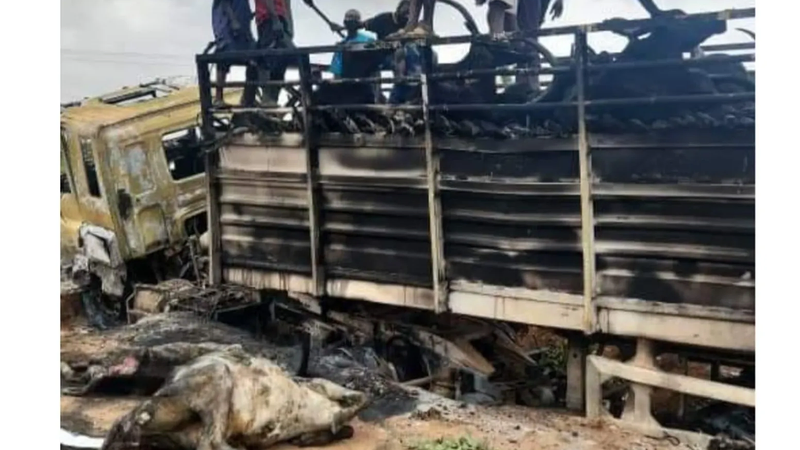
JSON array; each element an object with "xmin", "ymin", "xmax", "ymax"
[{"xmin": 195, "ymin": 8, "xmax": 755, "ymax": 446}]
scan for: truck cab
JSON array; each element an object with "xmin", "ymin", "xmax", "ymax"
[{"xmin": 60, "ymin": 80, "xmax": 239, "ymax": 290}]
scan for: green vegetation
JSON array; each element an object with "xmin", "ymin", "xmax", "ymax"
[
  {"xmin": 408, "ymin": 436, "xmax": 492, "ymax": 450},
  {"xmin": 540, "ymin": 341, "xmax": 567, "ymax": 370}
]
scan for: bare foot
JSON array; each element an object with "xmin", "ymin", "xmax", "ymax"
[{"xmin": 386, "ymin": 23, "xmax": 434, "ymax": 40}]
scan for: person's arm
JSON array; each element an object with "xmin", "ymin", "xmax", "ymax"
[
  {"xmin": 362, "ymin": 17, "xmax": 375, "ymax": 33},
  {"xmin": 362, "ymin": 13, "xmax": 388, "ymax": 36}
]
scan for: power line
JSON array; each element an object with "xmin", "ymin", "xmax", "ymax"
[
  {"xmin": 62, "ymin": 55, "xmax": 195, "ymax": 67},
  {"xmin": 61, "ymin": 48, "xmax": 190, "ymax": 59}
]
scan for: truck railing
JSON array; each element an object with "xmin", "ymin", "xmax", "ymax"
[{"xmin": 195, "ymin": 7, "xmax": 755, "ymax": 334}]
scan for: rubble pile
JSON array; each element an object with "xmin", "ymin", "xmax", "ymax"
[
  {"xmin": 60, "ymin": 312, "xmax": 308, "ymax": 397},
  {"xmin": 127, "ymin": 279, "xmax": 260, "ymax": 323},
  {"xmin": 61, "ymin": 281, "xmax": 755, "ymax": 450},
  {"xmin": 275, "ymin": 297, "xmax": 563, "ymax": 409}
]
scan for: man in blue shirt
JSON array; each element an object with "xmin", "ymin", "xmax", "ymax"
[
  {"xmin": 329, "ymin": 10, "xmax": 376, "ymax": 79},
  {"xmin": 211, "ymin": 0, "xmax": 255, "ymax": 106}
]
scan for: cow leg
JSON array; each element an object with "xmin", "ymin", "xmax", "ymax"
[
  {"xmin": 101, "ymin": 396, "xmax": 198, "ymax": 450},
  {"xmin": 302, "ymin": 378, "xmax": 368, "ymax": 407},
  {"xmin": 302, "ymin": 378, "xmax": 369, "ymax": 431},
  {"xmin": 62, "ymin": 365, "xmax": 108, "ymax": 396}
]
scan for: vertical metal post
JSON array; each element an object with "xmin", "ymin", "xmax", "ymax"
[
  {"xmin": 197, "ymin": 59, "xmax": 222, "ymax": 285},
  {"xmin": 420, "ymin": 45, "xmax": 448, "ymax": 313},
  {"xmin": 196, "ymin": 58, "xmax": 215, "ymax": 138},
  {"xmin": 566, "ymin": 334, "xmax": 587, "ymax": 412},
  {"xmin": 575, "ymin": 29, "xmax": 597, "ymax": 334},
  {"xmin": 298, "ymin": 55, "xmax": 325, "ymax": 297}
]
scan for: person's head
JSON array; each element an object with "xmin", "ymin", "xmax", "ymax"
[
  {"xmin": 344, "ymin": 9, "xmax": 362, "ymax": 34},
  {"xmin": 395, "ymin": 0, "xmax": 411, "ymax": 24}
]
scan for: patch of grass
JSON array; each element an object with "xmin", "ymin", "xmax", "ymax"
[
  {"xmin": 541, "ymin": 341, "xmax": 567, "ymax": 370},
  {"xmin": 408, "ymin": 436, "xmax": 492, "ymax": 450}
]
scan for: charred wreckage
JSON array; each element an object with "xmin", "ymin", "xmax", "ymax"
[{"xmin": 61, "ymin": 5, "xmax": 755, "ymax": 450}]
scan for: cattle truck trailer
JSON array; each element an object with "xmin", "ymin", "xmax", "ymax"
[{"xmin": 195, "ymin": 7, "xmax": 755, "ymax": 445}]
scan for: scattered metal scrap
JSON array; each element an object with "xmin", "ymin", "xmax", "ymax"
[
  {"xmin": 126, "ymin": 279, "xmax": 259, "ymax": 323},
  {"xmin": 274, "ymin": 294, "xmax": 559, "ymax": 407}
]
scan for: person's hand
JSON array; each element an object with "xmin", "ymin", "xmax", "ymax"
[
  {"xmin": 330, "ymin": 22, "xmax": 345, "ymax": 33},
  {"xmin": 476, "ymin": 0, "xmax": 487, "ymax": 6},
  {"xmin": 549, "ymin": 0, "xmax": 564, "ymax": 20}
]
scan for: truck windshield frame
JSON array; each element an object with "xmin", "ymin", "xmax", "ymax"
[
  {"xmin": 79, "ymin": 136, "xmax": 102, "ymax": 198},
  {"xmin": 61, "ymin": 127, "xmax": 74, "ymax": 194}
]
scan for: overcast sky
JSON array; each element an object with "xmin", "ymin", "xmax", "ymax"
[{"xmin": 60, "ymin": 0, "xmax": 755, "ymax": 102}]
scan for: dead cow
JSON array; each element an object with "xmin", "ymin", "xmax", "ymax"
[{"xmin": 101, "ymin": 348, "xmax": 369, "ymax": 450}]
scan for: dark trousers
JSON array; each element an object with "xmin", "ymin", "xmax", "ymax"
[{"xmin": 245, "ymin": 19, "xmax": 295, "ymax": 105}]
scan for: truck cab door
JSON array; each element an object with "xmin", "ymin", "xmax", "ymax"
[
  {"xmin": 110, "ymin": 139, "xmax": 171, "ymax": 257},
  {"xmin": 60, "ymin": 128, "xmax": 81, "ymax": 261}
]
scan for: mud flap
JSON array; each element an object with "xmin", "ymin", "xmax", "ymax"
[{"xmin": 73, "ymin": 225, "xmax": 126, "ymax": 297}]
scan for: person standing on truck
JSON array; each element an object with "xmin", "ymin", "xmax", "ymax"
[
  {"xmin": 211, "ymin": 0, "xmax": 256, "ymax": 107},
  {"xmin": 394, "ymin": 0, "xmax": 436, "ymax": 37},
  {"xmin": 329, "ymin": 2, "xmax": 410, "ymax": 102},
  {"xmin": 476, "ymin": 1, "xmax": 563, "ymax": 90},
  {"xmin": 329, "ymin": 10, "xmax": 376, "ymax": 79},
  {"xmin": 477, "ymin": 0, "xmax": 562, "ymax": 34},
  {"xmin": 253, "ymin": 0, "xmax": 295, "ymax": 106},
  {"xmin": 331, "ymin": 1, "xmax": 410, "ymax": 41}
]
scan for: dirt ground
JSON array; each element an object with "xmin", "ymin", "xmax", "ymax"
[
  {"xmin": 61, "ymin": 393, "xmax": 682, "ymax": 450},
  {"xmin": 59, "ymin": 313, "xmax": 684, "ymax": 450}
]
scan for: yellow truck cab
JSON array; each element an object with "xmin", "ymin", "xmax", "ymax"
[{"xmin": 60, "ymin": 80, "xmax": 238, "ymax": 295}]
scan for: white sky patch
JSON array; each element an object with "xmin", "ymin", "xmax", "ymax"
[{"xmin": 61, "ymin": 0, "xmax": 754, "ymax": 102}]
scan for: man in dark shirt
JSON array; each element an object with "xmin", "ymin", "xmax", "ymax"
[
  {"xmin": 253, "ymin": 0, "xmax": 295, "ymax": 106},
  {"xmin": 211, "ymin": 0, "xmax": 255, "ymax": 106},
  {"xmin": 363, "ymin": 0, "xmax": 410, "ymax": 40},
  {"xmin": 330, "ymin": 1, "xmax": 409, "ymax": 40}
]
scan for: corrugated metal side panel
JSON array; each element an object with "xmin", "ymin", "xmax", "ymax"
[
  {"xmin": 216, "ymin": 134, "xmax": 433, "ymax": 288},
  {"xmin": 215, "ymin": 130, "xmax": 754, "ymax": 313},
  {"xmin": 439, "ymin": 130, "xmax": 754, "ymax": 312}
]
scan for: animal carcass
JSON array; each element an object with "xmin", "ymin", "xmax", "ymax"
[
  {"xmin": 61, "ymin": 313, "xmax": 309, "ymax": 397},
  {"xmin": 101, "ymin": 348, "xmax": 369, "ymax": 450}
]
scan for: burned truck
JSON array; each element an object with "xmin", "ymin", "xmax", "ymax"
[
  {"xmin": 60, "ymin": 80, "xmax": 243, "ymax": 298},
  {"xmin": 195, "ymin": 7, "xmax": 755, "ymax": 445}
]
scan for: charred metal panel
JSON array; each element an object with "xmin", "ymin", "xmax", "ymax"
[
  {"xmin": 213, "ymin": 130, "xmax": 754, "ymax": 313},
  {"xmin": 216, "ymin": 134, "xmax": 433, "ymax": 288},
  {"xmin": 590, "ymin": 132, "xmax": 754, "ymax": 311},
  {"xmin": 440, "ymin": 138, "xmax": 585, "ymax": 299}
]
